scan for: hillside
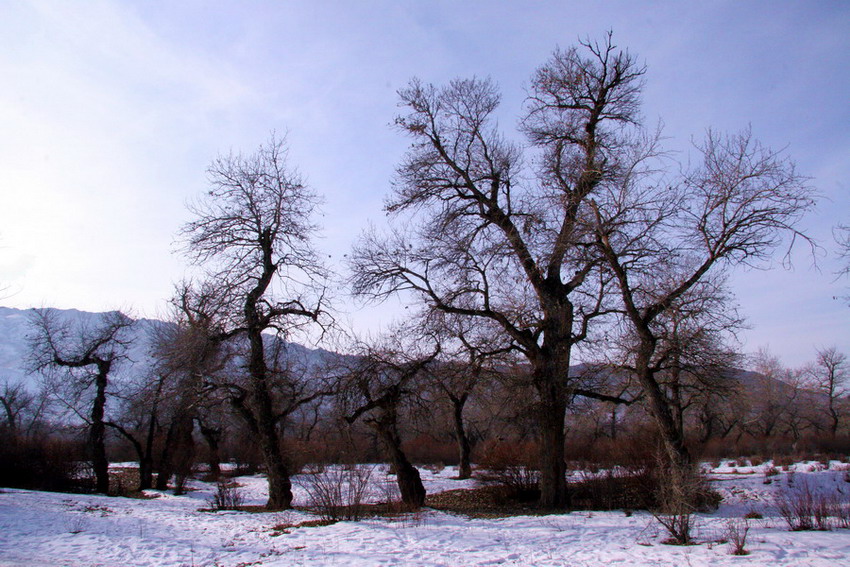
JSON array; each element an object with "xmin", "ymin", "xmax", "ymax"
[{"xmin": 0, "ymin": 306, "xmax": 334, "ymax": 391}]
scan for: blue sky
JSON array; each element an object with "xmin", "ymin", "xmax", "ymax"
[{"xmin": 1, "ymin": 0, "xmax": 848, "ymax": 366}]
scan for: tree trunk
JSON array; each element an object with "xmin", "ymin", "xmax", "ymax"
[
  {"xmin": 375, "ymin": 416, "xmax": 426, "ymax": 508},
  {"xmin": 451, "ymin": 395, "xmax": 472, "ymax": 480},
  {"xmin": 156, "ymin": 410, "xmax": 194, "ymax": 491},
  {"xmin": 531, "ymin": 345, "xmax": 569, "ymax": 509},
  {"xmin": 254, "ymin": 388, "xmax": 293, "ymax": 509},
  {"xmin": 536, "ymin": 396, "xmax": 568, "ymax": 509},
  {"xmin": 199, "ymin": 423, "xmax": 222, "ymax": 479},
  {"xmin": 829, "ymin": 400, "xmax": 839, "ymax": 439},
  {"xmin": 634, "ymin": 351, "xmax": 692, "ymax": 481},
  {"xmin": 172, "ymin": 419, "xmax": 196, "ymax": 495},
  {"xmin": 90, "ymin": 365, "xmax": 110, "ymax": 494},
  {"xmin": 155, "ymin": 420, "xmax": 175, "ymax": 490},
  {"xmin": 244, "ymin": 333, "xmax": 293, "ymax": 508}
]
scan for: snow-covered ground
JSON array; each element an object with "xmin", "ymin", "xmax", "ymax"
[{"xmin": 1, "ymin": 461, "xmax": 849, "ymax": 566}]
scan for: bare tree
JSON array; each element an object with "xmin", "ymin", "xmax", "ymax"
[
  {"xmin": 28, "ymin": 309, "xmax": 134, "ymax": 494},
  {"xmin": 179, "ymin": 134, "xmax": 329, "ymax": 509},
  {"xmin": 805, "ymin": 346, "xmax": 848, "ymax": 438},
  {"xmin": 0, "ymin": 379, "xmax": 34, "ymax": 437},
  {"xmin": 149, "ymin": 283, "xmax": 233, "ymax": 492},
  {"xmin": 426, "ymin": 315, "xmax": 513, "ymax": 479},
  {"xmin": 589, "ymin": 116, "xmax": 814, "ymax": 481},
  {"xmin": 340, "ymin": 329, "xmax": 440, "ymax": 508},
  {"xmin": 105, "ymin": 366, "xmax": 170, "ymax": 491},
  {"xmin": 350, "ymin": 34, "xmax": 641, "ymax": 508}
]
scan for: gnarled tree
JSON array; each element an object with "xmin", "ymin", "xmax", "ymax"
[
  {"xmin": 351, "ymin": 35, "xmax": 643, "ymax": 508},
  {"xmin": 29, "ymin": 309, "xmax": 134, "ymax": 494},
  {"xmin": 179, "ymin": 134, "xmax": 329, "ymax": 509},
  {"xmin": 340, "ymin": 330, "xmax": 440, "ymax": 508}
]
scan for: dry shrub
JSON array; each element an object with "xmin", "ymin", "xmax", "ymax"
[
  {"xmin": 302, "ymin": 464, "xmax": 374, "ymax": 521},
  {"xmin": 773, "ymin": 455, "xmax": 794, "ymax": 468},
  {"xmin": 652, "ymin": 463, "xmax": 718, "ymax": 545},
  {"xmin": 207, "ymin": 479, "xmax": 244, "ymax": 510},
  {"xmin": 835, "ymin": 490, "xmax": 850, "ymax": 528},
  {"xmin": 725, "ymin": 518, "xmax": 750, "ymax": 555},
  {"xmin": 565, "ymin": 433, "xmax": 657, "ymax": 469},
  {"xmin": 476, "ymin": 440, "xmax": 540, "ymax": 501},
  {"xmin": 764, "ymin": 465, "xmax": 780, "ymax": 477},
  {"xmin": 775, "ymin": 477, "xmax": 837, "ymax": 531},
  {"xmin": 403, "ymin": 434, "xmax": 457, "ymax": 465},
  {"xmin": 568, "ymin": 467, "xmax": 657, "ymax": 511}
]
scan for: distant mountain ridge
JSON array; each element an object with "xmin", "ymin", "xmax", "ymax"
[{"xmin": 0, "ymin": 306, "xmax": 334, "ymax": 390}]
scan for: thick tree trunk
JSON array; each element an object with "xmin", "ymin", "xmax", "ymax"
[
  {"xmin": 531, "ymin": 340, "xmax": 570, "ymax": 509},
  {"xmin": 451, "ymin": 396, "xmax": 472, "ymax": 480},
  {"xmin": 241, "ymin": 252, "xmax": 296, "ymax": 510},
  {"xmin": 254, "ymin": 391, "xmax": 293, "ymax": 509},
  {"xmin": 536, "ymin": 395, "xmax": 568, "ymax": 509},
  {"xmin": 375, "ymin": 416, "xmax": 425, "ymax": 508},
  {"xmin": 172, "ymin": 420, "xmax": 196, "ymax": 495},
  {"xmin": 90, "ymin": 366, "xmax": 110, "ymax": 494},
  {"xmin": 139, "ymin": 455, "xmax": 153, "ymax": 491}
]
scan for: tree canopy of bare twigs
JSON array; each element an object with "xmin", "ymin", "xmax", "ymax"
[
  {"xmin": 350, "ymin": 33, "xmax": 643, "ymax": 508},
  {"xmin": 805, "ymin": 346, "xmax": 848, "ymax": 438},
  {"xmin": 178, "ymin": 134, "xmax": 331, "ymax": 509},
  {"xmin": 350, "ymin": 32, "xmax": 816, "ymax": 507},
  {"xmin": 592, "ymin": 125, "xmax": 814, "ymax": 473}
]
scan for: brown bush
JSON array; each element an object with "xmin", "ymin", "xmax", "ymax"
[
  {"xmin": 0, "ymin": 433, "xmax": 87, "ymax": 493},
  {"xmin": 403, "ymin": 434, "xmax": 457, "ymax": 465},
  {"xmin": 476, "ymin": 439, "xmax": 540, "ymax": 501},
  {"xmin": 568, "ymin": 467, "xmax": 657, "ymax": 510}
]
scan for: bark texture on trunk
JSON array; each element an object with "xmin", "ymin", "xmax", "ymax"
[
  {"xmin": 536, "ymin": 395, "xmax": 568, "ymax": 509},
  {"xmin": 531, "ymin": 308, "xmax": 572, "ymax": 510}
]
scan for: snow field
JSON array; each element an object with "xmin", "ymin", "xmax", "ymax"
[{"xmin": 1, "ymin": 462, "xmax": 849, "ymax": 566}]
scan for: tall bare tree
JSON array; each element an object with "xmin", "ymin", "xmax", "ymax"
[
  {"xmin": 350, "ymin": 34, "xmax": 641, "ymax": 508},
  {"xmin": 28, "ymin": 309, "xmax": 134, "ymax": 494},
  {"xmin": 179, "ymin": 134, "xmax": 329, "ymax": 509}
]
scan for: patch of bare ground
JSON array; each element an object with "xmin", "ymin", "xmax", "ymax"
[{"xmin": 426, "ymin": 486, "xmax": 543, "ymax": 518}]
